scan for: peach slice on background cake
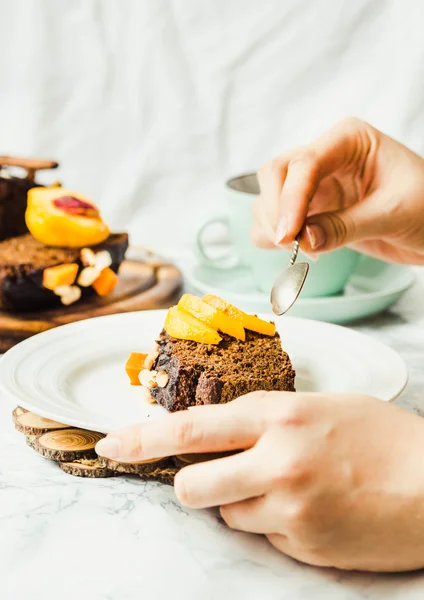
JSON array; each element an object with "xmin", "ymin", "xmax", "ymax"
[
  {"xmin": 26, "ymin": 186, "xmax": 110, "ymax": 247},
  {"xmin": 178, "ymin": 294, "xmax": 245, "ymax": 340},
  {"xmin": 164, "ymin": 306, "xmax": 222, "ymax": 345},
  {"xmin": 202, "ymin": 294, "xmax": 276, "ymax": 337}
]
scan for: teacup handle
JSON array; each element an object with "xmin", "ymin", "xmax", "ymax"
[{"xmin": 195, "ymin": 216, "xmax": 240, "ymax": 270}]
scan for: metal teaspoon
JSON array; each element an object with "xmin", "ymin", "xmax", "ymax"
[{"xmin": 270, "ymin": 235, "xmax": 309, "ymax": 316}]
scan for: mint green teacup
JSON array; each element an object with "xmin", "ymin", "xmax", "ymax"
[
  {"xmin": 196, "ymin": 172, "xmax": 361, "ymax": 297},
  {"xmin": 195, "ymin": 173, "xmax": 257, "ymax": 269},
  {"xmin": 249, "ymin": 246, "xmax": 361, "ymax": 297}
]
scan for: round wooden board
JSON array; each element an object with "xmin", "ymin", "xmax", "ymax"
[
  {"xmin": 59, "ymin": 459, "xmax": 117, "ymax": 478},
  {"xmin": 98, "ymin": 455, "xmax": 171, "ymax": 475},
  {"xmin": 14, "ymin": 411, "xmax": 70, "ymax": 435},
  {"xmin": 14, "ymin": 408, "xmax": 179, "ymax": 483},
  {"xmin": 29, "ymin": 428, "xmax": 105, "ymax": 462},
  {"xmin": 0, "ymin": 252, "xmax": 183, "ymax": 352}
]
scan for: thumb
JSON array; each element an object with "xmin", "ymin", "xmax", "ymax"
[{"xmin": 302, "ymin": 197, "xmax": 390, "ymax": 253}]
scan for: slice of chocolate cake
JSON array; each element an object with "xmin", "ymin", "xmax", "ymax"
[
  {"xmin": 0, "ymin": 233, "xmax": 128, "ymax": 311},
  {"xmin": 150, "ymin": 328, "xmax": 295, "ymax": 412},
  {"xmin": 125, "ymin": 296, "xmax": 296, "ymax": 411}
]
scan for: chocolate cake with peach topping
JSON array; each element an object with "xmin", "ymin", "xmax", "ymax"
[
  {"xmin": 125, "ymin": 294, "xmax": 296, "ymax": 411},
  {"xmin": 0, "ymin": 183, "xmax": 128, "ymax": 311}
]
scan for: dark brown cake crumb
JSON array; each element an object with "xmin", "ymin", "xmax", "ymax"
[{"xmin": 150, "ymin": 329, "xmax": 296, "ymax": 411}]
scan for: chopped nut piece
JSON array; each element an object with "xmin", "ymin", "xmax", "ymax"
[
  {"xmin": 141, "ymin": 387, "xmax": 156, "ymax": 404},
  {"xmin": 59, "ymin": 285, "xmax": 82, "ymax": 306},
  {"xmin": 94, "ymin": 250, "xmax": 112, "ymax": 271},
  {"xmin": 139, "ymin": 369, "xmax": 158, "ymax": 388},
  {"xmin": 78, "ymin": 266, "xmax": 100, "ymax": 287},
  {"xmin": 53, "ymin": 285, "xmax": 72, "ymax": 296},
  {"xmin": 53, "ymin": 285, "xmax": 81, "ymax": 306},
  {"xmin": 144, "ymin": 352, "xmax": 159, "ymax": 371},
  {"xmin": 80, "ymin": 247, "xmax": 97, "ymax": 267},
  {"xmin": 150, "ymin": 341, "xmax": 160, "ymax": 354},
  {"xmin": 156, "ymin": 371, "xmax": 169, "ymax": 388}
]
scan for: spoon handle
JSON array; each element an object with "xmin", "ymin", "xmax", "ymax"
[{"xmin": 288, "ymin": 235, "xmax": 301, "ymax": 267}]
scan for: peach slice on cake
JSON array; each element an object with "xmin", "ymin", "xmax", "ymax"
[
  {"xmin": 202, "ymin": 294, "xmax": 276, "ymax": 337},
  {"xmin": 178, "ymin": 294, "xmax": 245, "ymax": 340},
  {"xmin": 26, "ymin": 187, "xmax": 110, "ymax": 248},
  {"xmin": 164, "ymin": 306, "xmax": 222, "ymax": 345}
]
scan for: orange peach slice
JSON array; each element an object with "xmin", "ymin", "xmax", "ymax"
[
  {"xmin": 26, "ymin": 187, "xmax": 110, "ymax": 248},
  {"xmin": 178, "ymin": 294, "xmax": 245, "ymax": 340},
  {"xmin": 203, "ymin": 294, "xmax": 276, "ymax": 337},
  {"xmin": 125, "ymin": 352, "xmax": 148, "ymax": 386},
  {"xmin": 241, "ymin": 313, "xmax": 276, "ymax": 337},
  {"xmin": 42, "ymin": 263, "xmax": 79, "ymax": 290},
  {"xmin": 164, "ymin": 306, "xmax": 222, "ymax": 345},
  {"xmin": 202, "ymin": 294, "xmax": 244, "ymax": 320}
]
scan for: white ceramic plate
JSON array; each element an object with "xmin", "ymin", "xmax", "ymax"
[
  {"xmin": 0, "ymin": 311, "xmax": 408, "ymax": 433},
  {"xmin": 184, "ymin": 257, "xmax": 415, "ymax": 324}
]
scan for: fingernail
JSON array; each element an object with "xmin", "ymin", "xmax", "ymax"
[
  {"xmin": 274, "ymin": 216, "xmax": 288, "ymax": 245},
  {"xmin": 306, "ymin": 224, "xmax": 326, "ymax": 250},
  {"xmin": 95, "ymin": 436, "xmax": 121, "ymax": 459}
]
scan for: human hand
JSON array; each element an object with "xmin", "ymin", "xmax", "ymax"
[
  {"xmin": 96, "ymin": 392, "xmax": 424, "ymax": 571},
  {"xmin": 253, "ymin": 117, "xmax": 424, "ymax": 264}
]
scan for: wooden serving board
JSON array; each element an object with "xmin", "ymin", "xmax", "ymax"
[
  {"xmin": 0, "ymin": 248, "xmax": 183, "ymax": 352},
  {"xmin": 12, "ymin": 407, "xmax": 229, "ymax": 483},
  {"xmin": 13, "ymin": 407, "xmax": 179, "ymax": 483}
]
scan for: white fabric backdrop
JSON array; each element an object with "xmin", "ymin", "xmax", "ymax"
[{"xmin": 1, "ymin": 0, "xmax": 424, "ymax": 255}]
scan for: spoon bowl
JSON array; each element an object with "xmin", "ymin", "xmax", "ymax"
[{"xmin": 270, "ymin": 261, "xmax": 309, "ymax": 316}]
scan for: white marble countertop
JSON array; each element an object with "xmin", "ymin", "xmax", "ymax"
[{"xmin": 2, "ymin": 269, "xmax": 424, "ymax": 600}]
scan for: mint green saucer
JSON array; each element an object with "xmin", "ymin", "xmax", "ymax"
[{"xmin": 184, "ymin": 257, "xmax": 415, "ymax": 324}]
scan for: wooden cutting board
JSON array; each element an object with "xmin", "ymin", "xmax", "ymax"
[{"xmin": 0, "ymin": 248, "xmax": 183, "ymax": 352}]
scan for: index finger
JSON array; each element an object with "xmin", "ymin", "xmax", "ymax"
[
  {"xmin": 95, "ymin": 392, "xmax": 270, "ymax": 463},
  {"xmin": 256, "ymin": 117, "xmax": 373, "ymax": 245}
]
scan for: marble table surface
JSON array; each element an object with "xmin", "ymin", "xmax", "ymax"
[{"xmin": 1, "ymin": 269, "xmax": 424, "ymax": 600}]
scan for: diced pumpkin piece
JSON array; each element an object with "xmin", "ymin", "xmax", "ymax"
[
  {"xmin": 164, "ymin": 306, "xmax": 222, "ymax": 345},
  {"xmin": 92, "ymin": 267, "xmax": 118, "ymax": 296},
  {"xmin": 42, "ymin": 263, "xmax": 79, "ymax": 290},
  {"xmin": 203, "ymin": 294, "xmax": 276, "ymax": 337},
  {"xmin": 125, "ymin": 352, "xmax": 148, "ymax": 385},
  {"xmin": 178, "ymin": 294, "xmax": 245, "ymax": 340}
]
